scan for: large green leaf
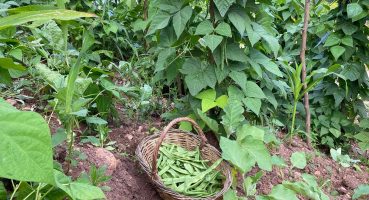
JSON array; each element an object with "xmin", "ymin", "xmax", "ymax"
[
  {"xmin": 155, "ymin": 47, "xmax": 176, "ymax": 72},
  {"xmin": 341, "ymin": 23, "xmax": 358, "ymax": 35},
  {"xmin": 0, "ymin": 58, "xmax": 26, "ymax": 71},
  {"xmin": 290, "ymin": 152, "xmax": 307, "ymax": 169},
  {"xmin": 353, "ymin": 184, "xmax": 369, "ymax": 199},
  {"xmin": 323, "ymin": 33, "xmax": 340, "ymax": 47},
  {"xmin": 220, "ymin": 135, "xmax": 271, "ymax": 173},
  {"xmin": 243, "ymin": 97, "xmax": 261, "ymax": 115},
  {"xmin": 226, "ymin": 43, "xmax": 247, "ymax": 63},
  {"xmin": 250, "ymin": 50, "xmax": 283, "ymax": 77},
  {"xmin": 172, "ymin": 6, "xmax": 192, "ymax": 38},
  {"xmin": 220, "ymin": 137, "xmax": 254, "ymax": 173},
  {"xmin": 213, "ymin": 0, "xmax": 236, "ymax": 17},
  {"xmin": 330, "ymin": 45, "xmax": 345, "ymax": 60},
  {"xmin": 245, "ymin": 81, "xmax": 266, "ymax": 99},
  {"xmin": 54, "ymin": 170, "xmax": 105, "ymax": 200},
  {"xmin": 215, "ymin": 22, "xmax": 232, "ymax": 37},
  {"xmin": 147, "ymin": 11, "xmax": 171, "ymax": 35},
  {"xmin": 203, "ymin": 34, "xmax": 223, "ymax": 52},
  {"xmin": 221, "ymin": 99, "xmax": 245, "ymax": 136},
  {"xmin": 224, "ymin": 189, "xmax": 239, "ymax": 200},
  {"xmin": 236, "ymin": 124, "xmax": 264, "ymax": 141},
  {"xmin": 340, "ymin": 64, "xmax": 360, "ymax": 81},
  {"xmin": 195, "ymin": 20, "xmax": 213, "ymax": 35},
  {"xmin": 35, "ymin": 64, "xmax": 65, "ymax": 91},
  {"xmin": 0, "ymin": 9, "xmax": 96, "ymax": 29},
  {"xmin": 228, "ymin": 7, "xmax": 246, "ymax": 36},
  {"xmin": 341, "ymin": 36, "xmax": 353, "ymax": 47},
  {"xmin": 0, "ymin": 100, "xmax": 54, "ymax": 184},
  {"xmin": 252, "ymin": 22, "xmax": 280, "ymax": 57},
  {"xmin": 196, "ymin": 89, "xmax": 217, "ymax": 112},
  {"xmin": 244, "ymin": 15, "xmax": 261, "ymax": 46},
  {"xmin": 258, "ymin": 185, "xmax": 298, "ymax": 200},
  {"xmin": 180, "ymin": 58, "xmax": 216, "ymax": 96},
  {"xmin": 347, "ymin": 3, "xmax": 363, "ymax": 19},
  {"xmin": 229, "ymin": 70, "xmax": 247, "ymax": 91}
]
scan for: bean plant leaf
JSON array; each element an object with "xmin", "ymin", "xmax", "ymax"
[
  {"xmin": 220, "ymin": 137, "xmax": 255, "ymax": 173},
  {"xmin": 172, "ymin": 6, "xmax": 192, "ymax": 38},
  {"xmin": 215, "ymin": 95, "xmax": 228, "ymax": 109},
  {"xmin": 353, "ymin": 184, "xmax": 369, "ymax": 199},
  {"xmin": 330, "ymin": 45, "xmax": 345, "ymax": 60},
  {"xmin": 197, "ymin": 109, "xmax": 219, "ymax": 133},
  {"xmin": 228, "ymin": 7, "xmax": 246, "ymax": 36},
  {"xmin": 215, "ymin": 22, "xmax": 232, "ymax": 37},
  {"xmin": 196, "ymin": 89, "xmax": 217, "ymax": 112},
  {"xmin": 221, "ymin": 99, "xmax": 245, "ymax": 136},
  {"xmin": 147, "ymin": 11, "xmax": 171, "ymax": 35},
  {"xmin": 347, "ymin": 3, "xmax": 363, "ymax": 19},
  {"xmin": 250, "ymin": 50, "xmax": 283, "ymax": 77},
  {"xmin": 323, "ymin": 33, "xmax": 340, "ymax": 47},
  {"xmin": 226, "ymin": 43, "xmax": 247, "ymax": 63},
  {"xmin": 213, "ymin": 0, "xmax": 236, "ymax": 17},
  {"xmin": 290, "ymin": 152, "xmax": 307, "ymax": 169},
  {"xmin": 195, "ymin": 20, "xmax": 213, "ymax": 35},
  {"xmin": 229, "ymin": 70, "xmax": 247, "ymax": 91},
  {"xmin": 203, "ymin": 34, "xmax": 223, "ymax": 52},
  {"xmin": 354, "ymin": 132, "xmax": 369, "ymax": 151},
  {"xmin": 0, "ymin": 58, "xmax": 26, "ymax": 71},
  {"xmin": 340, "ymin": 64, "xmax": 360, "ymax": 81},
  {"xmin": 341, "ymin": 36, "xmax": 353, "ymax": 47},
  {"xmin": 271, "ymin": 155, "xmax": 287, "ymax": 167},
  {"xmin": 220, "ymin": 135, "xmax": 272, "ymax": 173},
  {"xmin": 245, "ymin": 81, "xmax": 266, "ymax": 99},
  {"xmin": 341, "ymin": 23, "xmax": 358, "ymax": 35},
  {"xmin": 329, "ymin": 128, "xmax": 341, "ymax": 138},
  {"xmin": 180, "ymin": 58, "xmax": 216, "ymax": 96},
  {"xmin": 359, "ymin": 119, "xmax": 369, "ymax": 129},
  {"xmin": 224, "ymin": 189, "xmax": 239, "ymax": 200},
  {"xmin": 54, "ymin": 170, "xmax": 105, "ymax": 200},
  {"xmin": 243, "ymin": 97, "xmax": 261, "ymax": 115},
  {"xmin": 236, "ymin": 124, "xmax": 264, "ymax": 141},
  {"xmin": 0, "ymin": 9, "xmax": 96, "ymax": 30},
  {"xmin": 244, "ymin": 15, "xmax": 261, "ymax": 46},
  {"xmin": 258, "ymin": 185, "xmax": 298, "ymax": 200},
  {"xmin": 252, "ymin": 22, "xmax": 280, "ymax": 57},
  {"xmin": 0, "ymin": 100, "xmax": 54, "ymax": 184}
]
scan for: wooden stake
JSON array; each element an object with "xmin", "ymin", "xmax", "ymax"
[{"xmin": 300, "ymin": 0, "xmax": 312, "ymax": 148}]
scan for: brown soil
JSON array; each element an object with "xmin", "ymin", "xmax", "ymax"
[
  {"xmin": 248, "ymin": 134, "xmax": 369, "ymax": 200},
  {"xmin": 69, "ymin": 118, "xmax": 163, "ymax": 200}
]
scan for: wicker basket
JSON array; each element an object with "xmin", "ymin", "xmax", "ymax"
[{"xmin": 135, "ymin": 117, "xmax": 232, "ymax": 200}]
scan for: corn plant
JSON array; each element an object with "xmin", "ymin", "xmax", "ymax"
[{"xmin": 285, "ymin": 63, "xmax": 340, "ymax": 139}]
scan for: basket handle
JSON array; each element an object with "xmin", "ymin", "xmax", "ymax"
[{"xmin": 151, "ymin": 117, "xmax": 208, "ymax": 179}]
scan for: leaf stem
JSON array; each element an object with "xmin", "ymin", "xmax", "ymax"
[
  {"xmin": 10, "ymin": 181, "xmax": 22, "ymax": 200},
  {"xmin": 290, "ymin": 100, "xmax": 298, "ymax": 141}
]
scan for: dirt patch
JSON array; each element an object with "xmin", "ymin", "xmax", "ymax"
[
  {"xmin": 248, "ymin": 134, "xmax": 369, "ymax": 200},
  {"xmin": 104, "ymin": 119, "xmax": 162, "ymax": 200},
  {"xmin": 68, "ymin": 118, "xmax": 162, "ymax": 200}
]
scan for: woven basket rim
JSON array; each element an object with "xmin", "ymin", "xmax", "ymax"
[{"xmin": 136, "ymin": 128, "xmax": 232, "ymax": 200}]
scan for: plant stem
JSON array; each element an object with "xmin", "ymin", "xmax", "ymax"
[
  {"xmin": 300, "ymin": 0, "xmax": 312, "ymax": 148},
  {"xmin": 40, "ymin": 186, "xmax": 54, "ymax": 199},
  {"xmin": 10, "ymin": 181, "xmax": 22, "ymax": 200},
  {"xmin": 290, "ymin": 100, "xmax": 298, "ymax": 141},
  {"xmin": 65, "ymin": 119, "xmax": 74, "ymax": 173},
  {"xmin": 35, "ymin": 183, "xmax": 42, "ymax": 200}
]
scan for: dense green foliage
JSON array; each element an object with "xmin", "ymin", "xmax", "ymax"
[{"xmin": 0, "ymin": 0, "xmax": 368, "ymax": 199}]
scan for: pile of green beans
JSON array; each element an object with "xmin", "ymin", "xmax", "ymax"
[{"xmin": 157, "ymin": 143, "xmax": 224, "ymax": 197}]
